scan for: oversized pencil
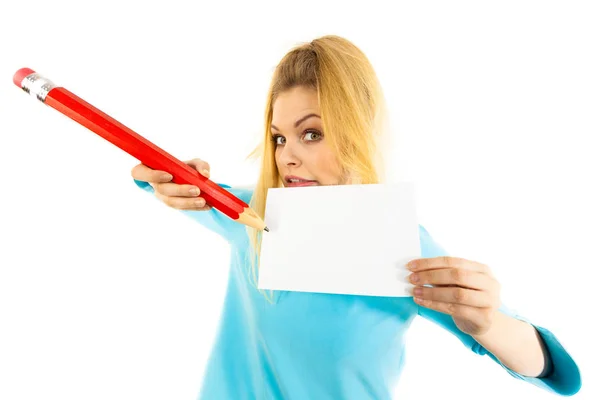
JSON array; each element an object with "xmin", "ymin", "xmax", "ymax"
[{"xmin": 13, "ymin": 68, "xmax": 268, "ymax": 232}]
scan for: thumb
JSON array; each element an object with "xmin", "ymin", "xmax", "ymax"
[{"xmin": 187, "ymin": 158, "xmax": 210, "ymax": 178}]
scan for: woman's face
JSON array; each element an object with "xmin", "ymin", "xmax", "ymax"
[{"xmin": 271, "ymin": 86, "xmax": 344, "ymax": 187}]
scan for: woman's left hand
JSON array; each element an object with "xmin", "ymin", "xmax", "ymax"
[{"xmin": 407, "ymin": 256, "xmax": 501, "ymax": 336}]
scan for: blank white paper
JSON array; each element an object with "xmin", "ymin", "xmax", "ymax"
[{"xmin": 257, "ymin": 182, "xmax": 420, "ymax": 297}]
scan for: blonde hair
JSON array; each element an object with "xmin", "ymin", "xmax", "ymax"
[{"xmin": 245, "ymin": 35, "xmax": 391, "ymax": 300}]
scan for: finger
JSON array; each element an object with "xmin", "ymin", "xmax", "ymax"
[
  {"xmin": 413, "ymin": 297, "xmax": 490, "ymax": 321},
  {"xmin": 413, "ymin": 286, "xmax": 497, "ymax": 308},
  {"xmin": 409, "ymin": 268, "xmax": 495, "ymax": 291},
  {"xmin": 154, "ymin": 182, "xmax": 203, "ymax": 197},
  {"xmin": 131, "ymin": 163, "xmax": 173, "ymax": 183},
  {"xmin": 407, "ymin": 256, "xmax": 490, "ymax": 274},
  {"xmin": 155, "ymin": 192, "xmax": 212, "ymax": 211},
  {"xmin": 186, "ymin": 158, "xmax": 211, "ymax": 178}
]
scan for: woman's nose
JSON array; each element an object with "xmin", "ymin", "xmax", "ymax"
[{"xmin": 279, "ymin": 143, "xmax": 300, "ymax": 166}]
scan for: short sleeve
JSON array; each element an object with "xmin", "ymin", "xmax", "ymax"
[
  {"xmin": 416, "ymin": 225, "xmax": 581, "ymax": 396},
  {"xmin": 133, "ymin": 179, "xmax": 253, "ymax": 243}
]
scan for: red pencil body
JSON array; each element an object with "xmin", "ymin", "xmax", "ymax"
[
  {"xmin": 46, "ymin": 87, "xmax": 246, "ymax": 219},
  {"xmin": 13, "ymin": 68, "xmax": 256, "ymax": 223}
]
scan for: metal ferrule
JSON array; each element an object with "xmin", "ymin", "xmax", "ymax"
[{"xmin": 19, "ymin": 73, "xmax": 56, "ymax": 102}]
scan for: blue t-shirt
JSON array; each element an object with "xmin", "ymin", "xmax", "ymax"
[{"xmin": 134, "ymin": 180, "xmax": 581, "ymax": 399}]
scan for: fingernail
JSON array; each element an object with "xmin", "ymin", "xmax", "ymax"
[
  {"xmin": 189, "ymin": 188, "xmax": 200, "ymax": 196},
  {"xmin": 201, "ymin": 169, "xmax": 210, "ymax": 178},
  {"xmin": 162, "ymin": 174, "xmax": 173, "ymax": 181},
  {"xmin": 410, "ymin": 273, "xmax": 419, "ymax": 283},
  {"xmin": 195, "ymin": 199, "xmax": 206, "ymax": 207},
  {"xmin": 413, "ymin": 287, "xmax": 423, "ymax": 297}
]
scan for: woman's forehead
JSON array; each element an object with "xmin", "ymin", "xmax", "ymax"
[{"xmin": 272, "ymin": 88, "xmax": 320, "ymax": 127}]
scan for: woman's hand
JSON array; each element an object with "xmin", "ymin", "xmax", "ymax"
[
  {"xmin": 407, "ymin": 256, "xmax": 501, "ymax": 336},
  {"xmin": 131, "ymin": 158, "xmax": 213, "ymax": 211}
]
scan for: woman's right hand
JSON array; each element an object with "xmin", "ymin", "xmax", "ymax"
[{"xmin": 131, "ymin": 158, "xmax": 212, "ymax": 211}]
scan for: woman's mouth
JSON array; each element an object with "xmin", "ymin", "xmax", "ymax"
[{"xmin": 285, "ymin": 176, "xmax": 319, "ymax": 187}]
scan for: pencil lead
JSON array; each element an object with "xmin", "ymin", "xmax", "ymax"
[{"xmin": 264, "ymin": 227, "xmax": 270, "ymax": 232}]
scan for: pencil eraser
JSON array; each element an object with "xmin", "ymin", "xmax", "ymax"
[{"xmin": 13, "ymin": 68, "xmax": 35, "ymax": 87}]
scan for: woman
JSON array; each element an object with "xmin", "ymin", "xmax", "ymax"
[{"xmin": 131, "ymin": 35, "xmax": 580, "ymax": 399}]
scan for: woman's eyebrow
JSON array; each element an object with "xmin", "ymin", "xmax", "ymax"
[{"xmin": 271, "ymin": 113, "xmax": 321, "ymax": 131}]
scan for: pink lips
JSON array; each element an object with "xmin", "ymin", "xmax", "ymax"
[{"xmin": 284, "ymin": 175, "xmax": 319, "ymax": 187}]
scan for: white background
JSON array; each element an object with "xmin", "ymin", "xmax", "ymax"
[{"xmin": 0, "ymin": 1, "xmax": 597, "ymax": 399}]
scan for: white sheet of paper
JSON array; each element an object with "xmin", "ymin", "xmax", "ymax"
[{"xmin": 257, "ymin": 182, "xmax": 420, "ymax": 297}]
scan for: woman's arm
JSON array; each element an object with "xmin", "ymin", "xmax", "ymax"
[
  {"xmin": 415, "ymin": 225, "xmax": 581, "ymax": 396},
  {"xmin": 133, "ymin": 179, "xmax": 252, "ymax": 243},
  {"xmin": 471, "ymin": 309, "xmax": 550, "ymax": 377}
]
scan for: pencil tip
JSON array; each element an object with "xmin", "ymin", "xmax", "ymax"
[{"xmin": 264, "ymin": 227, "xmax": 270, "ymax": 232}]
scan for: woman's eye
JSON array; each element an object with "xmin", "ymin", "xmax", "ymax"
[
  {"xmin": 273, "ymin": 135, "xmax": 285, "ymax": 145},
  {"xmin": 303, "ymin": 130, "xmax": 322, "ymax": 141}
]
